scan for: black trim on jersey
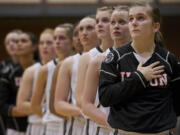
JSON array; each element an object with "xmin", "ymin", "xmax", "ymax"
[
  {"xmin": 39, "ymin": 61, "xmax": 43, "ymax": 65},
  {"xmin": 96, "ymin": 46, "xmax": 103, "ymax": 53},
  {"xmin": 68, "ymin": 117, "xmax": 74, "ymax": 135},
  {"xmin": 63, "ymin": 120, "xmax": 67, "ymax": 135},
  {"xmin": 95, "ymin": 127, "xmax": 100, "ymax": 135},
  {"xmin": 28, "ymin": 124, "xmax": 32, "ymax": 135},
  {"xmin": 85, "ymin": 119, "xmax": 90, "ymax": 135},
  {"xmin": 43, "ymin": 125, "xmax": 46, "ymax": 135},
  {"xmin": 109, "ymin": 47, "xmax": 113, "ymax": 51},
  {"xmin": 97, "ymin": 104, "xmax": 101, "ymax": 108},
  {"xmin": 53, "ymin": 58, "xmax": 58, "ymax": 65}
]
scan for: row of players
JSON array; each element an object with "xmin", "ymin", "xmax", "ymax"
[{"xmin": 1, "ymin": 1, "xmax": 180, "ymax": 135}]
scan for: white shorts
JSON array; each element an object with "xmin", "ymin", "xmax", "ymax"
[
  {"xmin": 95, "ymin": 126, "xmax": 115, "ymax": 135},
  {"xmin": 6, "ymin": 129, "xmax": 25, "ymax": 135},
  {"xmin": 65, "ymin": 116, "xmax": 85, "ymax": 135},
  {"xmin": 45, "ymin": 121, "xmax": 64, "ymax": 135},
  {"xmin": 82, "ymin": 119, "xmax": 95, "ymax": 135},
  {"xmin": 73, "ymin": 116, "xmax": 85, "ymax": 135},
  {"xmin": 65, "ymin": 118, "xmax": 73, "ymax": 135},
  {"xmin": 26, "ymin": 123, "xmax": 45, "ymax": 135}
]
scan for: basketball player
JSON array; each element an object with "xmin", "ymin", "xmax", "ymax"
[
  {"xmin": 54, "ymin": 16, "xmax": 100, "ymax": 135},
  {"xmin": 31, "ymin": 23, "xmax": 74, "ymax": 135},
  {"xmin": 82, "ymin": 5, "xmax": 131, "ymax": 135},
  {"xmin": 0, "ymin": 30, "xmax": 22, "ymax": 135},
  {"xmin": 0, "ymin": 31, "xmax": 38, "ymax": 135},
  {"xmin": 16, "ymin": 29, "xmax": 56, "ymax": 135},
  {"xmin": 99, "ymin": 2, "xmax": 180, "ymax": 135}
]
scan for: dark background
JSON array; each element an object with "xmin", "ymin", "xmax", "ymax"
[{"xmin": 0, "ymin": 0, "xmax": 180, "ymax": 61}]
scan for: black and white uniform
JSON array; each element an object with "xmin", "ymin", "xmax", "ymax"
[
  {"xmin": 81, "ymin": 46, "xmax": 103, "ymax": 135},
  {"xmin": 26, "ymin": 62, "xmax": 46, "ymax": 135},
  {"xmin": 43, "ymin": 59, "xmax": 64, "ymax": 135},
  {"xmin": 0, "ymin": 59, "xmax": 16, "ymax": 135},
  {"xmin": 93, "ymin": 48, "xmax": 115, "ymax": 135},
  {"xmin": 65, "ymin": 53, "xmax": 84, "ymax": 135},
  {"xmin": 99, "ymin": 43, "xmax": 180, "ymax": 135},
  {"xmin": 0, "ymin": 62, "xmax": 28, "ymax": 135}
]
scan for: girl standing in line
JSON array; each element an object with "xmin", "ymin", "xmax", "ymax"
[
  {"xmin": 17, "ymin": 29, "xmax": 56, "ymax": 135},
  {"xmin": 99, "ymin": 2, "xmax": 180, "ymax": 135},
  {"xmin": 82, "ymin": 6, "xmax": 131, "ymax": 135},
  {"xmin": 31, "ymin": 24, "xmax": 74, "ymax": 135}
]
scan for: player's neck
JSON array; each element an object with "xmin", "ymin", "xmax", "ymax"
[
  {"xmin": 11, "ymin": 55, "xmax": 19, "ymax": 63},
  {"xmin": 100, "ymin": 37, "xmax": 113, "ymax": 52},
  {"xmin": 19, "ymin": 54, "xmax": 34, "ymax": 69},
  {"xmin": 83, "ymin": 43, "xmax": 98, "ymax": 52},
  {"xmin": 132, "ymin": 40, "xmax": 155, "ymax": 58},
  {"xmin": 57, "ymin": 50, "xmax": 72, "ymax": 61},
  {"xmin": 42, "ymin": 54, "xmax": 56, "ymax": 65},
  {"xmin": 113, "ymin": 39, "xmax": 129, "ymax": 49}
]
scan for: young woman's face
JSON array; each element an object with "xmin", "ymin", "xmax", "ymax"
[
  {"xmin": 95, "ymin": 10, "xmax": 111, "ymax": 39},
  {"xmin": 110, "ymin": 10, "xmax": 130, "ymax": 42},
  {"xmin": 128, "ymin": 6, "xmax": 158, "ymax": 40},
  {"xmin": 39, "ymin": 33, "xmax": 56, "ymax": 62},
  {"xmin": 16, "ymin": 33, "xmax": 36, "ymax": 56},
  {"xmin": 5, "ymin": 32, "xmax": 19, "ymax": 57},
  {"xmin": 79, "ymin": 18, "xmax": 99, "ymax": 47},
  {"xmin": 54, "ymin": 27, "xmax": 72, "ymax": 55},
  {"xmin": 72, "ymin": 26, "xmax": 83, "ymax": 53}
]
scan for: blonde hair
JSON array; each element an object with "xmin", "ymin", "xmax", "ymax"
[
  {"xmin": 114, "ymin": 5, "xmax": 129, "ymax": 12},
  {"xmin": 40, "ymin": 28, "xmax": 54, "ymax": 40},
  {"xmin": 56, "ymin": 23, "xmax": 74, "ymax": 40},
  {"xmin": 40, "ymin": 28, "xmax": 54, "ymax": 35},
  {"xmin": 97, "ymin": 6, "xmax": 114, "ymax": 14},
  {"xmin": 4, "ymin": 29, "xmax": 23, "ymax": 45}
]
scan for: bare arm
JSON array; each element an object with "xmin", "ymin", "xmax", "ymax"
[
  {"xmin": 82, "ymin": 55, "xmax": 108, "ymax": 126},
  {"xmin": 30, "ymin": 65, "xmax": 47, "ymax": 117},
  {"xmin": 16, "ymin": 66, "xmax": 34, "ymax": 116},
  {"xmin": 54, "ymin": 57, "xmax": 81, "ymax": 117},
  {"xmin": 49, "ymin": 63, "xmax": 60, "ymax": 115},
  {"xmin": 49, "ymin": 62, "xmax": 66, "ymax": 119},
  {"xmin": 75, "ymin": 53, "xmax": 90, "ymax": 108}
]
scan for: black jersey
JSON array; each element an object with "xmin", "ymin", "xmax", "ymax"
[
  {"xmin": 98, "ymin": 42, "xmax": 180, "ymax": 133},
  {"xmin": 0, "ymin": 59, "xmax": 14, "ymax": 76},
  {"xmin": 0, "ymin": 61, "xmax": 28, "ymax": 132},
  {"xmin": 0, "ymin": 59, "xmax": 17, "ymax": 135}
]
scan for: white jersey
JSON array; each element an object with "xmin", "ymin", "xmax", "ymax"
[
  {"xmin": 65, "ymin": 53, "xmax": 85, "ymax": 135},
  {"xmin": 95, "ymin": 48, "xmax": 112, "ymax": 129},
  {"xmin": 42, "ymin": 59, "xmax": 63, "ymax": 123},
  {"xmin": 98, "ymin": 48, "xmax": 111, "ymax": 115},
  {"xmin": 89, "ymin": 46, "xmax": 103, "ymax": 59},
  {"xmin": 88, "ymin": 46, "xmax": 104, "ymax": 107},
  {"xmin": 81, "ymin": 46, "xmax": 104, "ymax": 135},
  {"xmin": 70, "ymin": 47, "xmax": 102, "ymax": 106},
  {"xmin": 70, "ymin": 53, "xmax": 81, "ymax": 105},
  {"xmin": 28, "ymin": 62, "xmax": 42, "ymax": 124}
]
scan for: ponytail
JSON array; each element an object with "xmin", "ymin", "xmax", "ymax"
[{"xmin": 155, "ymin": 31, "xmax": 164, "ymax": 47}]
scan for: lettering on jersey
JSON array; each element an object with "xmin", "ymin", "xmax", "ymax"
[
  {"xmin": 120, "ymin": 72, "xmax": 131, "ymax": 81},
  {"xmin": 120, "ymin": 72, "xmax": 168, "ymax": 87},
  {"xmin": 150, "ymin": 74, "xmax": 167, "ymax": 86},
  {"xmin": 14, "ymin": 77, "xmax": 22, "ymax": 87}
]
